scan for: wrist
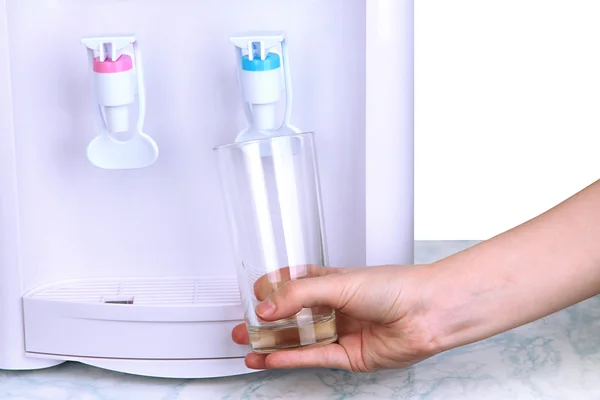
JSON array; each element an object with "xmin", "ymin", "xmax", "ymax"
[{"xmin": 420, "ymin": 259, "xmax": 484, "ymax": 354}]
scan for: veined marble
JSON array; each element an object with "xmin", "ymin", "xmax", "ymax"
[{"xmin": 2, "ymin": 241, "xmax": 599, "ymax": 400}]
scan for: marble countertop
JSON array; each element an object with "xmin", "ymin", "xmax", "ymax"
[{"xmin": 3, "ymin": 241, "xmax": 600, "ymax": 400}]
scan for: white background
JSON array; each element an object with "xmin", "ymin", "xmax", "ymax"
[{"xmin": 415, "ymin": 0, "xmax": 600, "ymax": 240}]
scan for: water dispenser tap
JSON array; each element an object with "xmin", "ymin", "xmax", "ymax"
[
  {"xmin": 81, "ymin": 35, "xmax": 158, "ymax": 170},
  {"xmin": 230, "ymin": 32, "xmax": 301, "ymax": 143}
]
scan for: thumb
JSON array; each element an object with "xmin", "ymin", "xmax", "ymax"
[{"xmin": 255, "ymin": 273, "xmax": 352, "ymax": 321}]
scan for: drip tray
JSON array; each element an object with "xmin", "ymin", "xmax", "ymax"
[{"xmin": 22, "ymin": 276, "xmax": 248, "ymax": 360}]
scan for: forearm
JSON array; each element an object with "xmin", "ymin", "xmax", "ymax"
[{"xmin": 426, "ymin": 179, "xmax": 600, "ymax": 353}]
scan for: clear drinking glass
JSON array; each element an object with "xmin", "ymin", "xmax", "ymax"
[{"xmin": 214, "ymin": 132, "xmax": 337, "ymax": 353}]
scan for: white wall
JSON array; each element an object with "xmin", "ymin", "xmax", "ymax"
[{"xmin": 415, "ymin": 0, "xmax": 600, "ymax": 240}]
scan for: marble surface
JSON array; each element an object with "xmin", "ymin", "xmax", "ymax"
[{"xmin": 3, "ymin": 240, "xmax": 600, "ymax": 400}]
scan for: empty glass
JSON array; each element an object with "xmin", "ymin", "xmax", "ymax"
[{"xmin": 214, "ymin": 132, "xmax": 337, "ymax": 353}]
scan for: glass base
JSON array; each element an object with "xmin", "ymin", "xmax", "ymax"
[{"xmin": 247, "ymin": 312, "xmax": 337, "ymax": 354}]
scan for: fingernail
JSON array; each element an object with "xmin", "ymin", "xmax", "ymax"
[{"xmin": 256, "ymin": 298, "xmax": 276, "ymax": 316}]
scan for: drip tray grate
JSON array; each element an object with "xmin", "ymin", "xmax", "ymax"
[{"xmin": 26, "ymin": 276, "xmax": 242, "ymax": 307}]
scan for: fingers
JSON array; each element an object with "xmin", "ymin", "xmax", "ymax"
[
  {"xmin": 252, "ymin": 267, "xmax": 292, "ymax": 301},
  {"xmin": 244, "ymin": 343, "xmax": 352, "ymax": 371},
  {"xmin": 245, "ymin": 352, "xmax": 268, "ymax": 370},
  {"xmin": 253, "ymin": 265, "xmax": 343, "ymax": 301},
  {"xmin": 231, "ymin": 323, "xmax": 249, "ymax": 345},
  {"xmin": 256, "ymin": 273, "xmax": 351, "ymax": 321}
]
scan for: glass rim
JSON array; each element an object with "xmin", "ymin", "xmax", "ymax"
[{"xmin": 213, "ymin": 131, "xmax": 315, "ymax": 151}]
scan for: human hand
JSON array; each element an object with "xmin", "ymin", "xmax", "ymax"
[
  {"xmin": 233, "ymin": 179, "xmax": 600, "ymax": 373},
  {"xmin": 231, "ymin": 264, "xmax": 441, "ymax": 373}
]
